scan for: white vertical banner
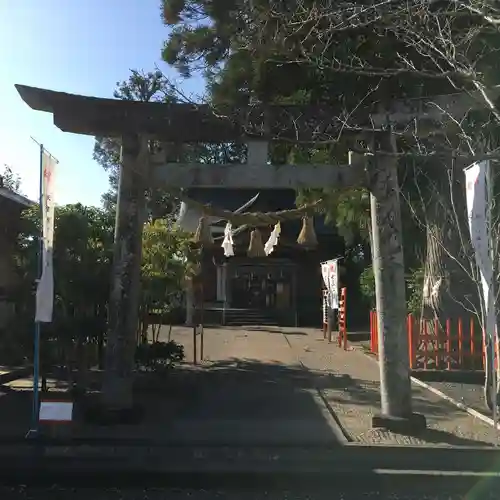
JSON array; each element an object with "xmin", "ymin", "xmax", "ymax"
[
  {"xmin": 464, "ymin": 160, "xmax": 497, "ymax": 412},
  {"xmin": 321, "ymin": 259, "xmax": 339, "ymax": 310},
  {"xmin": 35, "ymin": 150, "xmax": 56, "ymax": 323}
]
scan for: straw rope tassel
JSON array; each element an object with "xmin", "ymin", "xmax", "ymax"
[
  {"xmin": 193, "ymin": 216, "xmax": 213, "ymax": 247},
  {"xmin": 247, "ymin": 228, "xmax": 266, "ymax": 257},
  {"xmin": 297, "ymin": 216, "xmax": 318, "ymax": 248}
]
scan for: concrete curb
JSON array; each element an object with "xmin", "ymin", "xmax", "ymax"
[{"xmin": 359, "ymin": 347, "xmax": 500, "ymax": 432}]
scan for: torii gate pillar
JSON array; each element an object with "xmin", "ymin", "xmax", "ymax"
[
  {"xmin": 102, "ymin": 134, "xmax": 146, "ymax": 410},
  {"xmin": 369, "ymin": 133, "xmax": 426, "ymax": 432}
]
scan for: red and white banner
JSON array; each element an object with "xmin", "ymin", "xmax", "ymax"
[
  {"xmin": 35, "ymin": 150, "xmax": 56, "ymax": 323},
  {"xmin": 321, "ymin": 259, "xmax": 339, "ymax": 309}
]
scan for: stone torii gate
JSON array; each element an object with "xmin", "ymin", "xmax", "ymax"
[{"xmin": 15, "ymin": 84, "xmax": 490, "ymax": 431}]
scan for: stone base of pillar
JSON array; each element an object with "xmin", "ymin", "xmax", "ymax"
[{"xmin": 372, "ymin": 412, "xmax": 427, "ymax": 434}]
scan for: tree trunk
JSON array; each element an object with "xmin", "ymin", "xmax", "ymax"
[
  {"xmin": 421, "ymin": 163, "xmax": 478, "ymax": 316},
  {"xmin": 102, "ymin": 135, "xmax": 146, "ymax": 410},
  {"xmin": 185, "ymin": 279, "xmax": 194, "ymax": 326},
  {"xmin": 74, "ymin": 337, "xmax": 89, "ymax": 396},
  {"xmin": 420, "ymin": 160, "xmax": 479, "ymax": 367}
]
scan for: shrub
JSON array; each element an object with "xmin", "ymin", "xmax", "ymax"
[{"xmin": 135, "ymin": 340, "xmax": 185, "ymax": 373}]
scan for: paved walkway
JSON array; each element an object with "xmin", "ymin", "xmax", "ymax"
[
  {"xmin": 161, "ymin": 326, "xmax": 346, "ymax": 445},
  {"xmin": 168, "ymin": 325, "xmax": 500, "ymax": 446}
]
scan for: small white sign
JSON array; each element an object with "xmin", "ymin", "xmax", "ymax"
[
  {"xmin": 321, "ymin": 259, "xmax": 339, "ymax": 310},
  {"xmin": 39, "ymin": 401, "xmax": 73, "ymax": 422}
]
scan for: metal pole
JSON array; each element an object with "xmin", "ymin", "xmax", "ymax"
[
  {"xmin": 200, "ymin": 325, "xmax": 204, "ymax": 361},
  {"xmin": 200, "ymin": 282, "xmax": 204, "ymax": 361},
  {"xmin": 327, "ymin": 308, "xmax": 334, "ymax": 343},
  {"xmin": 193, "ymin": 324, "xmax": 197, "ymax": 365},
  {"xmin": 29, "ymin": 143, "xmax": 44, "ymax": 436}
]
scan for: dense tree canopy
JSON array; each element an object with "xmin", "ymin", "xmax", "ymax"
[
  {"xmin": 0, "ymin": 165, "xmax": 22, "ymax": 193},
  {"xmin": 93, "ymin": 69, "xmax": 181, "ymax": 217},
  {"xmin": 160, "ymin": 0, "xmax": 500, "ymax": 325}
]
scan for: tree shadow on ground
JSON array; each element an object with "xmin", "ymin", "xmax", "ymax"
[
  {"xmin": 0, "ymin": 359, "xmax": 345, "ymax": 444},
  {"xmin": 162, "ymin": 358, "xmax": 495, "ymax": 447},
  {"xmin": 312, "ymin": 371, "xmax": 494, "ymax": 447},
  {"xmin": 209, "ymin": 326, "xmax": 309, "ymax": 335},
  {"xmin": 0, "ymin": 357, "xmax": 493, "ymax": 447}
]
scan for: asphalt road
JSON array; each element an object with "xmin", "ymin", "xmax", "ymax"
[{"xmin": 0, "ymin": 487, "xmax": 498, "ymax": 500}]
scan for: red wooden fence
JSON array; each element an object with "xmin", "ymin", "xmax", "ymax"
[{"xmin": 370, "ymin": 311, "xmax": 496, "ymax": 370}]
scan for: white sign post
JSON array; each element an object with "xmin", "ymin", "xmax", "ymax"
[
  {"xmin": 321, "ymin": 259, "xmax": 339, "ymax": 310},
  {"xmin": 39, "ymin": 400, "xmax": 73, "ymax": 423},
  {"xmin": 39, "ymin": 399, "xmax": 73, "ymax": 438}
]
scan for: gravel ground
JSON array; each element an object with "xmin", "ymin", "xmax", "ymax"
[
  {"xmin": 280, "ymin": 330, "xmax": 500, "ymax": 446},
  {"xmin": 0, "ymin": 487, "xmax": 497, "ymax": 499},
  {"xmin": 422, "ymin": 380, "xmax": 489, "ymax": 415},
  {"xmin": 357, "ymin": 340, "xmax": 492, "ymax": 420}
]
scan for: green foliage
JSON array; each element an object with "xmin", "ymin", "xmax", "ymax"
[
  {"xmin": 358, "ymin": 264, "xmax": 425, "ymax": 316},
  {"xmin": 11, "ymin": 204, "xmax": 114, "ymax": 368},
  {"xmin": 12, "ymin": 204, "xmax": 195, "ymax": 372},
  {"xmin": 407, "ymin": 267, "xmax": 425, "ymax": 317},
  {"xmin": 135, "ymin": 341, "xmax": 185, "ymax": 373},
  {"xmin": 139, "ymin": 219, "xmax": 199, "ymax": 342},
  {"xmin": 93, "ymin": 70, "xmax": 180, "ymax": 216},
  {"xmin": 359, "ymin": 265, "xmax": 375, "ymax": 310},
  {"xmin": 159, "ymin": 0, "xmax": 500, "ymax": 234},
  {"xmin": 0, "ymin": 165, "xmax": 22, "ymax": 193}
]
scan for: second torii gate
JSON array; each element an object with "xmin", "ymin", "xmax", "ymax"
[{"xmin": 15, "ymin": 83, "xmax": 493, "ymax": 432}]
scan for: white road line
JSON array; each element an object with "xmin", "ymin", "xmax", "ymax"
[{"xmin": 410, "ymin": 376, "xmax": 500, "ymax": 431}]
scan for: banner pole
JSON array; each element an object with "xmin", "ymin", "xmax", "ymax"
[{"xmin": 27, "ymin": 144, "xmax": 44, "ymax": 438}]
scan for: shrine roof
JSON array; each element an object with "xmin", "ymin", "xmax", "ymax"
[
  {"xmin": 186, "ymin": 188, "xmax": 295, "ymax": 213},
  {"xmin": 0, "ymin": 186, "xmax": 34, "ymax": 208}
]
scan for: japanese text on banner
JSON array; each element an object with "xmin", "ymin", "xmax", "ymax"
[
  {"xmin": 321, "ymin": 259, "xmax": 339, "ymax": 310},
  {"xmin": 35, "ymin": 151, "xmax": 56, "ymax": 323}
]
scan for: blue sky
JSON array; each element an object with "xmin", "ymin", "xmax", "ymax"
[{"xmin": 0, "ymin": 0, "xmax": 203, "ymax": 206}]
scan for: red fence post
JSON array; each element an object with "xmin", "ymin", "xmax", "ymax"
[
  {"xmin": 369, "ymin": 311, "xmax": 373, "ymax": 351},
  {"xmin": 481, "ymin": 328, "xmax": 486, "ymax": 369},
  {"xmin": 446, "ymin": 318, "xmax": 451, "ymax": 370},
  {"xmin": 342, "ymin": 288, "xmax": 347, "ymax": 350},
  {"xmin": 423, "ymin": 321, "xmax": 428, "ymax": 370},
  {"xmin": 458, "ymin": 317, "xmax": 463, "ymax": 369},
  {"xmin": 434, "ymin": 318, "xmax": 439, "ymax": 368}
]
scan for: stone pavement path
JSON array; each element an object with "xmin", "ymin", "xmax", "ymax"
[
  {"xmin": 169, "ymin": 325, "xmax": 500, "ymax": 446},
  {"xmin": 164, "ymin": 326, "xmax": 346, "ymax": 445}
]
